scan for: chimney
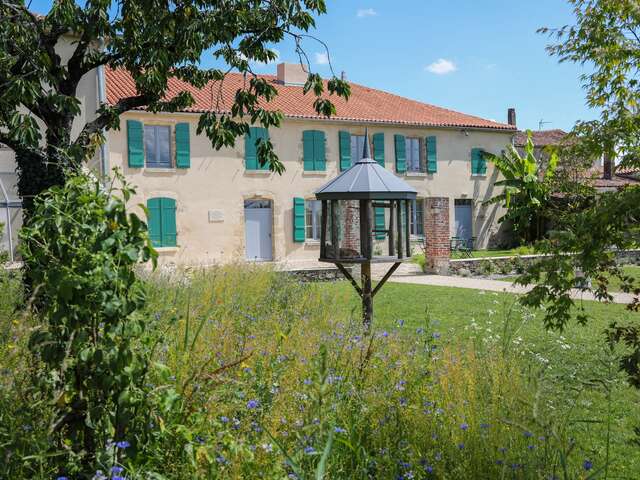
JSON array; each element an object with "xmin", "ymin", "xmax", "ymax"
[
  {"xmin": 507, "ymin": 108, "xmax": 517, "ymax": 127},
  {"xmin": 276, "ymin": 63, "xmax": 308, "ymax": 86},
  {"xmin": 341, "ymin": 71, "xmax": 347, "ymax": 81},
  {"xmin": 603, "ymin": 153, "xmax": 613, "ymax": 180}
]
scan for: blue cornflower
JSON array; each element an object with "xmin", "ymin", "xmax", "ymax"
[
  {"xmin": 523, "ymin": 431, "xmax": 533, "ymax": 438},
  {"xmin": 399, "ymin": 397, "xmax": 408, "ymax": 407},
  {"xmin": 334, "ymin": 427, "xmax": 347, "ymax": 434},
  {"xmin": 112, "ymin": 477, "xmax": 125, "ymax": 480},
  {"xmin": 116, "ymin": 441, "xmax": 130, "ymax": 449},
  {"xmin": 460, "ymin": 422, "xmax": 469, "ymax": 431},
  {"xmin": 499, "ymin": 447, "xmax": 508, "ymax": 453},
  {"xmin": 527, "ymin": 444, "xmax": 535, "ymax": 450},
  {"xmin": 416, "ymin": 328, "xmax": 424, "ymax": 334},
  {"xmin": 111, "ymin": 467, "xmax": 124, "ymax": 475},
  {"xmin": 304, "ymin": 446, "xmax": 316, "ymax": 455},
  {"xmin": 397, "ymin": 319, "xmax": 405, "ymax": 327},
  {"xmin": 495, "ymin": 460, "xmax": 504, "ymax": 466},
  {"xmin": 220, "ymin": 416, "xmax": 229, "ymax": 423},
  {"xmin": 583, "ymin": 459, "xmax": 593, "ymax": 471},
  {"xmin": 381, "ymin": 331, "xmax": 389, "ymax": 338},
  {"xmin": 432, "ymin": 332, "xmax": 441, "ymax": 339},
  {"xmin": 215, "ymin": 454, "xmax": 227, "ymax": 464},
  {"xmin": 195, "ymin": 435, "xmax": 206, "ymax": 444},
  {"xmin": 480, "ymin": 423, "xmax": 491, "ymax": 429},
  {"xmin": 56, "ymin": 477, "xmax": 69, "ymax": 480},
  {"xmin": 247, "ymin": 399, "xmax": 259, "ymax": 409},
  {"xmin": 303, "ymin": 378, "xmax": 312, "ymax": 385},
  {"xmin": 457, "ymin": 443, "xmax": 465, "ymax": 450}
]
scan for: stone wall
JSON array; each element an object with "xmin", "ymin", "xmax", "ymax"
[
  {"xmin": 285, "ymin": 266, "xmax": 353, "ymax": 282},
  {"xmin": 448, "ymin": 249, "xmax": 640, "ymax": 277}
]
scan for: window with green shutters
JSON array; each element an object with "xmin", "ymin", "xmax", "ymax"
[
  {"xmin": 147, "ymin": 197, "xmax": 177, "ymax": 247},
  {"xmin": 426, "ymin": 136, "xmax": 437, "ymax": 173},
  {"xmin": 394, "ymin": 134, "xmax": 406, "ymax": 173},
  {"xmin": 245, "ymin": 127, "xmax": 270, "ymax": 170},
  {"xmin": 302, "ymin": 130, "xmax": 326, "ymax": 171},
  {"xmin": 293, "ymin": 197, "xmax": 305, "ymax": 242},
  {"xmin": 339, "ymin": 131, "xmax": 351, "ymax": 171},
  {"xmin": 127, "ymin": 120, "xmax": 191, "ymax": 169},
  {"xmin": 373, "ymin": 133, "xmax": 385, "ymax": 167},
  {"xmin": 471, "ymin": 148, "xmax": 487, "ymax": 175},
  {"xmin": 374, "ymin": 207, "xmax": 385, "ymax": 240}
]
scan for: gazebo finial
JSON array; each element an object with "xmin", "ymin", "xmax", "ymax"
[{"xmin": 362, "ymin": 127, "xmax": 372, "ymax": 160}]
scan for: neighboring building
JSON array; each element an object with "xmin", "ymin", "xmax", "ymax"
[
  {"xmin": 104, "ymin": 64, "xmax": 516, "ymax": 266},
  {"xmin": 513, "ymin": 128, "xmax": 568, "ymax": 160}
]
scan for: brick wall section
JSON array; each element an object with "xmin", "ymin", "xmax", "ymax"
[
  {"xmin": 424, "ymin": 197, "xmax": 450, "ymax": 274},
  {"xmin": 342, "ymin": 200, "xmax": 361, "ymax": 252}
]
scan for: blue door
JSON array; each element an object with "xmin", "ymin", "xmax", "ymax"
[
  {"xmin": 454, "ymin": 200, "xmax": 473, "ymax": 242},
  {"xmin": 245, "ymin": 200, "xmax": 273, "ymax": 261}
]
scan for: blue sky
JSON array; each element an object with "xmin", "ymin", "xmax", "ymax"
[{"xmin": 30, "ymin": 0, "xmax": 593, "ymax": 131}]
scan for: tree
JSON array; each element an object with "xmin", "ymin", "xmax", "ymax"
[
  {"xmin": 0, "ymin": 0, "xmax": 350, "ymax": 216},
  {"xmin": 523, "ymin": 0, "xmax": 640, "ymax": 385},
  {"xmin": 484, "ymin": 131, "xmax": 559, "ymax": 244}
]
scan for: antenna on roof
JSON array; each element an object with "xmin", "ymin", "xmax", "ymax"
[
  {"xmin": 538, "ymin": 119, "xmax": 552, "ymax": 131},
  {"xmin": 362, "ymin": 128, "xmax": 372, "ymax": 160}
]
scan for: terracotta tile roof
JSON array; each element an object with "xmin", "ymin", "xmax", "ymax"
[
  {"xmin": 514, "ymin": 129, "xmax": 568, "ymax": 147},
  {"xmin": 583, "ymin": 168, "xmax": 640, "ymax": 190},
  {"xmin": 105, "ymin": 67, "xmax": 515, "ymax": 131}
]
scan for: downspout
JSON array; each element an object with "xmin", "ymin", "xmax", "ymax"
[
  {"xmin": 0, "ymin": 177, "xmax": 14, "ymax": 263},
  {"xmin": 97, "ymin": 61, "xmax": 109, "ymax": 181}
]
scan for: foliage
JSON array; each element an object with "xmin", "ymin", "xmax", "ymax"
[
  {"xmin": 484, "ymin": 131, "xmax": 559, "ymax": 243},
  {"xmin": 0, "ymin": 0, "xmax": 350, "ymax": 214},
  {"xmin": 18, "ymin": 171, "xmax": 159, "ymax": 476},
  {"xmin": 4, "ymin": 265, "xmax": 636, "ymax": 478},
  {"xmin": 0, "ymin": 221, "xmax": 8, "ymax": 263}
]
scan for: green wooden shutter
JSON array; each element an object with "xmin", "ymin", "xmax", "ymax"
[
  {"xmin": 313, "ymin": 131, "xmax": 326, "ymax": 171},
  {"xmin": 293, "ymin": 197, "xmax": 305, "ymax": 242},
  {"xmin": 339, "ymin": 131, "xmax": 351, "ymax": 171},
  {"xmin": 375, "ymin": 207, "xmax": 385, "ymax": 240},
  {"xmin": 246, "ymin": 127, "xmax": 269, "ymax": 170},
  {"xmin": 394, "ymin": 134, "xmax": 406, "ymax": 173},
  {"xmin": 127, "ymin": 120, "xmax": 144, "ymax": 168},
  {"xmin": 471, "ymin": 148, "xmax": 486, "ymax": 175},
  {"xmin": 303, "ymin": 130, "xmax": 314, "ymax": 171},
  {"xmin": 373, "ymin": 133, "xmax": 385, "ymax": 167},
  {"xmin": 161, "ymin": 198, "xmax": 177, "ymax": 247},
  {"xmin": 426, "ymin": 136, "xmax": 437, "ymax": 173},
  {"xmin": 146, "ymin": 198, "xmax": 162, "ymax": 247},
  {"xmin": 175, "ymin": 123, "xmax": 191, "ymax": 168}
]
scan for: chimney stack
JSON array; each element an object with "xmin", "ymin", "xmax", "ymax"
[
  {"xmin": 276, "ymin": 63, "xmax": 308, "ymax": 86},
  {"xmin": 507, "ymin": 108, "xmax": 517, "ymax": 127},
  {"xmin": 603, "ymin": 153, "xmax": 613, "ymax": 180},
  {"xmin": 341, "ymin": 71, "xmax": 347, "ymax": 81}
]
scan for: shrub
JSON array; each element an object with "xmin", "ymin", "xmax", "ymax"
[
  {"xmin": 478, "ymin": 259, "xmax": 496, "ymax": 276},
  {"xmin": 17, "ymin": 172, "xmax": 158, "ymax": 476}
]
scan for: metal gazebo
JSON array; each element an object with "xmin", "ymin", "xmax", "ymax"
[{"xmin": 315, "ymin": 130, "xmax": 417, "ymax": 327}]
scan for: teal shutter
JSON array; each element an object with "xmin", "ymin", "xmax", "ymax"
[
  {"xmin": 293, "ymin": 197, "xmax": 305, "ymax": 242},
  {"xmin": 373, "ymin": 133, "xmax": 385, "ymax": 167},
  {"xmin": 375, "ymin": 207, "xmax": 385, "ymax": 240},
  {"xmin": 161, "ymin": 198, "xmax": 177, "ymax": 247},
  {"xmin": 471, "ymin": 148, "xmax": 486, "ymax": 175},
  {"xmin": 303, "ymin": 130, "xmax": 314, "ymax": 171},
  {"xmin": 394, "ymin": 134, "xmax": 406, "ymax": 173},
  {"xmin": 339, "ymin": 131, "xmax": 351, "ymax": 171},
  {"xmin": 127, "ymin": 120, "xmax": 144, "ymax": 168},
  {"xmin": 246, "ymin": 127, "xmax": 269, "ymax": 170},
  {"xmin": 314, "ymin": 130, "xmax": 326, "ymax": 170},
  {"xmin": 146, "ymin": 198, "xmax": 162, "ymax": 247},
  {"xmin": 175, "ymin": 123, "xmax": 191, "ymax": 168},
  {"xmin": 426, "ymin": 136, "xmax": 437, "ymax": 173}
]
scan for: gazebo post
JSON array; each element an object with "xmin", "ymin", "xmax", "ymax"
[
  {"xmin": 320, "ymin": 200, "xmax": 327, "ymax": 259},
  {"xmin": 396, "ymin": 200, "xmax": 404, "ymax": 259},
  {"xmin": 405, "ymin": 200, "xmax": 411, "ymax": 255},
  {"xmin": 360, "ymin": 199, "xmax": 374, "ymax": 329},
  {"xmin": 388, "ymin": 201, "xmax": 395, "ymax": 257},
  {"xmin": 331, "ymin": 199, "xmax": 339, "ymax": 259}
]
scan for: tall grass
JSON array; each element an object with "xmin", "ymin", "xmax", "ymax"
[{"xmin": 0, "ymin": 264, "xmax": 618, "ymax": 478}]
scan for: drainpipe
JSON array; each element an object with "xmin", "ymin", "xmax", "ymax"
[
  {"xmin": 96, "ymin": 61, "xmax": 110, "ymax": 181},
  {"xmin": 0, "ymin": 178, "xmax": 14, "ymax": 263}
]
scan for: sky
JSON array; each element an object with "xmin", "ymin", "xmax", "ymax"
[{"xmin": 29, "ymin": 0, "xmax": 595, "ymax": 132}]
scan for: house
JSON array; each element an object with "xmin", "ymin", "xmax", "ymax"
[
  {"xmin": 1, "ymin": 54, "xmax": 517, "ymax": 266},
  {"xmin": 104, "ymin": 64, "xmax": 516, "ymax": 266}
]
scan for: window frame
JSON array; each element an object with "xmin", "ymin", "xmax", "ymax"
[
  {"xmin": 144, "ymin": 124, "xmax": 173, "ymax": 169},
  {"xmin": 405, "ymin": 137, "xmax": 425, "ymax": 173},
  {"xmin": 304, "ymin": 199, "xmax": 322, "ymax": 241},
  {"xmin": 410, "ymin": 198, "xmax": 425, "ymax": 238}
]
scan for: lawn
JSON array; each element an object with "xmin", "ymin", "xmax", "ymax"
[{"xmin": 2, "ymin": 266, "xmax": 639, "ymax": 478}]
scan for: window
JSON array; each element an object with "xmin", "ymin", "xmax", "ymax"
[
  {"xmin": 144, "ymin": 125, "xmax": 172, "ymax": 168},
  {"xmin": 410, "ymin": 199, "xmax": 424, "ymax": 237},
  {"xmin": 406, "ymin": 137, "xmax": 423, "ymax": 172},
  {"xmin": 350, "ymin": 135, "xmax": 374, "ymax": 165},
  {"xmin": 305, "ymin": 200, "xmax": 322, "ymax": 241},
  {"xmin": 147, "ymin": 197, "xmax": 177, "ymax": 247}
]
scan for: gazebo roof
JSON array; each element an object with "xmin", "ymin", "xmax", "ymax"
[{"xmin": 315, "ymin": 132, "xmax": 417, "ymax": 200}]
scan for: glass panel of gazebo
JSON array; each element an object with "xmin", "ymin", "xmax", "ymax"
[{"xmin": 320, "ymin": 198, "xmax": 411, "ymax": 263}]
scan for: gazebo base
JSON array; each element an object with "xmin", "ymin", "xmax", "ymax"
[{"xmin": 318, "ymin": 256, "xmax": 412, "ymax": 264}]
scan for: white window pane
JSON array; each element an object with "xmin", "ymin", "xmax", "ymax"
[
  {"xmin": 157, "ymin": 126, "xmax": 171, "ymax": 167},
  {"xmin": 144, "ymin": 126, "xmax": 156, "ymax": 165}
]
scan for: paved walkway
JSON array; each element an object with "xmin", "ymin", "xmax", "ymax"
[{"xmin": 386, "ymin": 274, "xmax": 636, "ymax": 305}]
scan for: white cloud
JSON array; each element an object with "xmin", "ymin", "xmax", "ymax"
[
  {"xmin": 357, "ymin": 8, "xmax": 377, "ymax": 18},
  {"xmin": 314, "ymin": 52, "xmax": 329, "ymax": 65},
  {"xmin": 425, "ymin": 58, "xmax": 457, "ymax": 75}
]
